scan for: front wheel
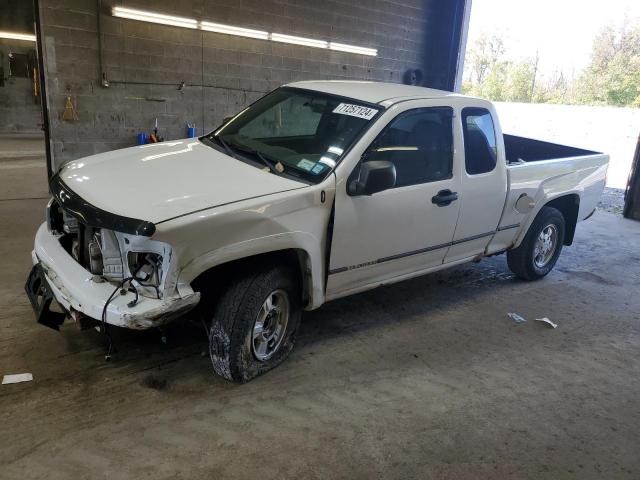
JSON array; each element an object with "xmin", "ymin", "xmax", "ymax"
[
  {"xmin": 207, "ymin": 264, "xmax": 301, "ymax": 383},
  {"xmin": 507, "ymin": 206, "xmax": 565, "ymax": 281}
]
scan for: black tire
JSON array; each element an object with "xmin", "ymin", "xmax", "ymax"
[
  {"xmin": 507, "ymin": 206, "xmax": 565, "ymax": 281},
  {"xmin": 206, "ymin": 264, "xmax": 301, "ymax": 383}
]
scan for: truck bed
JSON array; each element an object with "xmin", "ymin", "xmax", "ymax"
[
  {"xmin": 488, "ymin": 144, "xmax": 609, "ymax": 255},
  {"xmin": 504, "ymin": 134, "xmax": 599, "ymax": 163}
]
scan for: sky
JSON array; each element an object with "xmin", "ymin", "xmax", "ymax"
[{"xmin": 465, "ymin": 0, "xmax": 640, "ymax": 79}]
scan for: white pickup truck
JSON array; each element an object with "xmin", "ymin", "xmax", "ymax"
[{"xmin": 27, "ymin": 81, "xmax": 608, "ymax": 382}]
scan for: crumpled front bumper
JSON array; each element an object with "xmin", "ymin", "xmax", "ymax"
[{"xmin": 31, "ymin": 222, "xmax": 200, "ymax": 330}]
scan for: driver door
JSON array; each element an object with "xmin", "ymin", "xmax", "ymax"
[{"xmin": 326, "ymin": 105, "xmax": 462, "ymax": 297}]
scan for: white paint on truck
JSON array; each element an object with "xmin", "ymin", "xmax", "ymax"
[{"xmin": 29, "ymin": 80, "xmax": 607, "ymax": 350}]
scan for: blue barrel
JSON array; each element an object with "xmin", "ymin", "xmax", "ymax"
[
  {"xmin": 187, "ymin": 127, "xmax": 197, "ymax": 138},
  {"xmin": 137, "ymin": 133, "xmax": 147, "ymax": 145}
]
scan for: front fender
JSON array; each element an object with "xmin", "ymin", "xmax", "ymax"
[{"xmin": 178, "ymin": 231, "xmax": 325, "ymax": 309}]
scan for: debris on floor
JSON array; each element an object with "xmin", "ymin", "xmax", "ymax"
[
  {"xmin": 508, "ymin": 312, "xmax": 527, "ymax": 323},
  {"xmin": 2, "ymin": 373, "xmax": 33, "ymax": 385},
  {"xmin": 535, "ymin": 317, "xmax": 558, "ymax": 328},
  {"xmin": 141, "ymin": 374, "xmax": 168, "ymax": 391}
]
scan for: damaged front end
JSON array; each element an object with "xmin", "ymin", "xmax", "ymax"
[
  {"xmin": 26, "ymin": 175, "xmax": 199, "ymax": 330},
  {"xmin": 53, "ymin": 204, "xmax": 173, "ymax": 301}
]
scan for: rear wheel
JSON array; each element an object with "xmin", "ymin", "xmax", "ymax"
[
  {"xmin": 507, "ymin": 206, "xmax": 565, "ymax": 281},
  {"xmin": 206, "ymin": 264, "xmax": 301, "ymax": 383}
]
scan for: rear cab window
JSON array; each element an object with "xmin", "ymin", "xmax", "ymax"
[{"xmin": 462, "ymin": 107, "xmax": 498, "ymax": 175}]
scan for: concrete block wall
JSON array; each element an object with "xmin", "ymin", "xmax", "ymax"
[
  {"xmin": 0, "ymin": 39, "xmax": 43, "ymax": 134},
  {"xmin": 40, "ymin": 0, "xmax": 434, "ymax": 169}
]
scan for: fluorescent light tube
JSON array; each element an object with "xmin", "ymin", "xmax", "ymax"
[
  {"xmin": 200, "ymin": 21, "xmax": 269, "ymax": 40},
  {"xmin": 329, "ymin": 42, "xmax": 377, "ymax": 56},
  {"xmin": 110, "ymin": 8, "xmax": 377, "ymax": 56},
  {"xmin": 0, "ymin": 31, "xmax": 36, "ymax": 42},
  {"xmin": 113, "ymin": 7, "xmax": 197, "ymax": 29},
  {"xmin": 271, "ymin": 33, "xmax": 328, "ymax": 49}
]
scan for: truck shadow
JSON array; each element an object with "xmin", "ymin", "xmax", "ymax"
[
  {"xmin": 56, "ymin": 254, "xmax": 523, "ymax": 388},
  {"xmin": 298, "ymin": 255, "xmax": 517, "ymax": 348},
  {"xmin": 109, "ymin": 255, "xmax": 516, "ymax": 347}
]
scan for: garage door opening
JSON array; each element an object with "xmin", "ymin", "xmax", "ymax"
[
  {"xmin": 0, "ymin": 0, "xmax": 48, "ymax": 202},
  {"xmin": 461, "ymin": 0, "xmax": 640, "ymax": 213}
]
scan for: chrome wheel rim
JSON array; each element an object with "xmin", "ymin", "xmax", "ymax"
[
  {"xmin": 251, "ymin": 289, "xmax": 290, "ymax": 362},
  {"xmin": 533, "ymin": 224, "xmax": 558, "ymax": 268}
]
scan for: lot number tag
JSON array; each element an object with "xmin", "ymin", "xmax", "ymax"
[{"xmin": 333, "ymin": 103, "xmax": 378, "ymax": 120}]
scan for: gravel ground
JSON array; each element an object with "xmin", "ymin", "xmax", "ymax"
[{"xmin": 597, "ymin": 187, "xmax": 625, "ymax": 214}]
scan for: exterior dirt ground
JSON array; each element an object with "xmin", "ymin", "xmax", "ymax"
[{"xmin": 1, "ymin": 139, "xmax": 639, "ymax": 479}]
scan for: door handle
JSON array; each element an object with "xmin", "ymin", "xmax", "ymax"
[{"xmin": 431, "ymin": 189, "xmax": 458, "ymax": 207}]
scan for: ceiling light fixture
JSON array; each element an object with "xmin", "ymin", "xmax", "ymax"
[
  {"xmin": 0, "ymin": 31, "xmax": 36, "ymax": 42},
  {"xmin": 329, "ymin": 42, "xmax": 377, "ymax": 57},
  {"xmin": 112, "ymin": 8, "xmax": 376, "ymax": 56},
  {"xmin": 270, "ymin": 33, "xmax": 328, "ymax": 49},
  {"xmin": 112, "ymin": 7, "xmax": 197, "ymax": 29},
  {"xmin": 200, "ymin": 21, "xmax": 269, "ymax": 40}
]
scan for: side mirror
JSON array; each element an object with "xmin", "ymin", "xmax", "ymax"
[{"xmin": 348, "ymin": 160, "xmax": 396, "ymax": 196}]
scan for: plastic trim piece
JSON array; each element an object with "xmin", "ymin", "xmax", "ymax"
[
  {"xmin": 328, "ymin": 223, "xmax": 520, "ymax": 275},
  {"xmin": 49, "ymin": 173, "xmax": 156, "ymax": 237}
]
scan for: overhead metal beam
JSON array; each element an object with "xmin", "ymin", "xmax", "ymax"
[
  {"xmin": 454, "ymin": 0, "xmax": 472, "ymax": 92},
  {"xmin": 422, "ymin": 0, "xmax": 472, "ymax": 91}
]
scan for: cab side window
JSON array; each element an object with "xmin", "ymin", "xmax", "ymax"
[
  {"xmin": 365, "ymin": 107, "xmax": 453, "ymax": 188},
  {"xmin": 462, "ymin": 107, "xmax": 497, "ymax": 175}
]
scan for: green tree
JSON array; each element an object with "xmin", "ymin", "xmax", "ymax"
[
  {"xmin": 504, "ymin": 61, "xmax": 536, "ymax": 102},
  {"xmin": 480, "ymin": 62, "xmax": 507, "ymax": 101},
  {"xmin": 463, "ymin": 34, "xmax": 536, "ymax": 103},
  {"xmin": 576, "ymin": 23, "xmax": 640, "ymax": 107},
  {"xmin": 463, "ymin": 21, "xmax": 640, "ymax": 107},
  {"xmin": 466, "ymin": 33, "xmax": 505, "ymax": 85},
  {"xmin": 534, "ymin": 70, "xmax": 570, "ymax": 104}
]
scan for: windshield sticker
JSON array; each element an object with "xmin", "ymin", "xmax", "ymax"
[
  {"xmin": 296, "ymin": 158, "xmax": 316, "ymax": 171},
  {"xmin": 311, "ymin": 163, "xmax": 326, "ymax": 174},
  {"xmin": 333, "ymin": 103, "xmax": 378, "ymax": 120}
]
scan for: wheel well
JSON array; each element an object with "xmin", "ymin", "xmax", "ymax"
[
  {"xmin": 545, "ymin": 194, "xmax": 580, "ymax": 245},
  {"xmin": 190, "ymin": 249, "xmax": 311, "ymax": 313}
]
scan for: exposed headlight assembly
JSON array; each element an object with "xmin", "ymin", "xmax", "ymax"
[
  {"xmin": 128, "ymin": 252, "xmax": 163, "ymax": 286},
  {"xmin": 89, "ymin": 230, "xmax": 174, "ymax": 299},
  {"xmin": 120, "ymin": 234, "xmax": 174, "ymax": 299}
]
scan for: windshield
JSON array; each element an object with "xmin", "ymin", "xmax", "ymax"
[{"xmin": 203, "ymin": 87, "xmax": 381, "ymax": 183}]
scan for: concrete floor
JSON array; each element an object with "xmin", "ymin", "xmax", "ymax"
[{"xmin": 1, "ymin": 139, "xmax": 640, "ymax": 479}]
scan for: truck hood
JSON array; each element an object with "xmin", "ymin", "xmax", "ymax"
[{"xmin": 57, "ymin": 139, "xmax": 306, "ymax": 224}]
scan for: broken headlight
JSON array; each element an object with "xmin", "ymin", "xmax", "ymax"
[
  {"xmin": 88, "ymin": 229, "xmax": 174, "ymax": 299},
  {"xmin": 128, "ymin": 252, "xmax": 163, "ymax": 287}
]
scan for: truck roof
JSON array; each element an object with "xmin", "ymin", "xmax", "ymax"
[{"xmin": 286, "ymin": 80, "xmax": 461, "ymax": 106}]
